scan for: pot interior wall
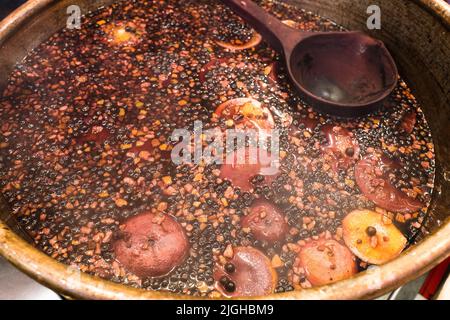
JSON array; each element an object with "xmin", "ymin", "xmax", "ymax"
[{"xmin": 0, "ymin": 0, "xmax": 448, "ymax": 263}]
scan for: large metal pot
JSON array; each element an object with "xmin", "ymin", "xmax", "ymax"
[{"xmin": 0, "ymin": 0, "xmax": 449, "ymax": 300}]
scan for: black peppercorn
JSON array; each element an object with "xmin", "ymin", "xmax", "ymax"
[
  {"xmin": 345, "ymin": 147, "xmax": 355, "ymax": 157},
  {"xmin": 224, "ymin": 280, "xmax": 236, "ymax": 293},
  {"xmin": 224, "ymin": 262, "xmax": 236, "ymax": 274},
  {"xmin": 366, "ymin": 226, "xmax": 377, "ymax": 237},
  {"xmin": 219, "ymin": 275, "xmax": 229, "ymax": 286}
]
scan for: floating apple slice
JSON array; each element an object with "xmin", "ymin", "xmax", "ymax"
[
  {"xmin": 355, "ymin": 154, "xmax": 423, "ymax": 213},
  {"xmin": 342, "ymin": 209, "xmax": 407, "ymax": 265},
  {"xmin": 241, "ymin": 200, "xmax": 288, "ymax": 244},
  {"xmin": 113, "ymin": 212, "xmax": 189, "ymax": 278},
  {"xmin": 214, "ymin": 246, "xmax": 277, "ymax": 297},
  {"xmin": 220, "ymin": 146, "xmax": 280, "ymax": 192},
  {"xmin": 216, "ymin": 31, "xmax": 262, "ymax": 51},
  {"xmin": 296, "ymin": 239, "xmax": 357, "ymax": 286},
  {"xmin": 214, "ymin": 97, "xmax": 275, "ymax": 130}
]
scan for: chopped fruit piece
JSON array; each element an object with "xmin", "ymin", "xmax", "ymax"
[
  {"xmin": 128, "ymin": 140, "xmax": 155, "ymax": 156},
  {"xmin": 162, "ymin": 176, "xmax": 173, "ymax": 185},
  {"xmin": 296, "ymin": 239, "xmax": 357, "ymax": 286},
  {"xmin": 214, "ymin": 246, "xmax": 277, "ymax": 297},
  {"xmin": 241, "ymin": 200, "xmax": 288, "ymax": 243},
  {"xmin": 271, "ymin": 254, "xmax": 284, "ymax": 269},
  {"xmin": 128, "ymin": 139, "xmax": 171, "ymax": 161},
  {"xmin": 342, "ymin": 209, "xmax": 407, "ymax": 265},
  {"xmin": 115, "ymin": 198, "xmax": 128, "ymax": 207}
]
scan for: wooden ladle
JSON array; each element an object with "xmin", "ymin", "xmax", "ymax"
[{"xmin": 220, "ymin": 0, "xmax": 398, "ymax": 117}]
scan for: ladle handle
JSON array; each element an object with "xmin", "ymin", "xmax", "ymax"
[{"xmin": 220, "ymin": 0, "xmax": 303, "ymax": 53}]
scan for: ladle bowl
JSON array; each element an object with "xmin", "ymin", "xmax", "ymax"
[{"xmin": 221, "ymin": 0, "xmax": 399, "ymax": 117}]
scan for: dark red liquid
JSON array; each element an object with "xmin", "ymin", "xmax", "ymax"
[{"xmin": 0, "ymin": 0, "xmax": 435, "ymax": 296}]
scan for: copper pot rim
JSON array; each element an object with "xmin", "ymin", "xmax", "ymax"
[{"xmin": 0, "ymin": 0, "xmax": 449, "ymax": 300}]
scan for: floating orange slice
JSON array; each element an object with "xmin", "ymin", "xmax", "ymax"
[
  {"xmin": 343, "ymin": 209, "xmax": 407, "ymax": 265},
  {"xmin": 216, "ymin": 31, "xmax": 262, "ymax": 51}
]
